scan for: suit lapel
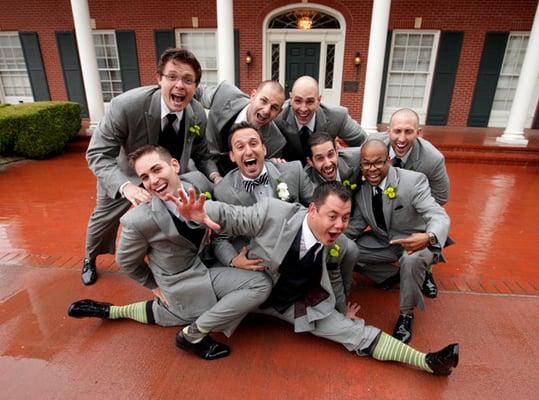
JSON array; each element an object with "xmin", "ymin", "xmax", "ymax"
[
  {"xmin": 146, "ymin": 89, "xmax": 162, "ymax": 145},
  {"xmin": 150, "ymin": 195, "xmax": 201, "ymax": 250},
  {"xmin": 232, "ymin": 170, "xmax": 257, "ymax": 205},
  {"xmin": 272, "ymin": 209, "xmax": 306, "ymax": 267},
  {"xmin": 181, "ymin": 103, "xmax": 200, "ymax": 171},
  {"xmin": 338, "ymin": 157, "xmax": 353, "ymax": 181},
  {"xmin": 404, "ymin": 141, "xmax": 422, "ymax": 171},
  {"xmin": 314, "ymin": 110, "xmax": 329, "ymax": 132},
  {"xmin": 383, "ymin": 167, "xmax": 400, "ymax": 231},
  {"xmin": 266, "ymin": 161, "xmax": 282, "ymax": 194},
  {"xmin": 361, "ymin": 183, "xmax": 388, "ymax": 238},
  {"xmin": 284, "ymin": 110, "xmax": 303, "ymax": 154}
]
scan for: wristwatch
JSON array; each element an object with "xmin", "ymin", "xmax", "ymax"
[{"xmin": 427, "ymin": 232, "xmax": 437, "ymax": 245}]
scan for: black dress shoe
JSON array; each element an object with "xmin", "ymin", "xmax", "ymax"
[
  {"xmin": 422, "ymin": 271, "xmax": 438, "ymax": 298},
  {"xmin": 393, "ymin": 313, "xmax": 413, "ymax": 343},
  {"xmin": 81, "ymin": 258, "xmax": 97, "ymax": 286},
  {"xmin": 374, "ymin": 272, "xmax": 400, "ymax": 290},
  {"xmin": 426, "ymin": 343, "xmax": 459, "ymax": 376},
  {"xmin": 176, "ymin": 331, "xmax": 230, "ymax": 360},
  {"xmin": 68, "ymin": 299, "xmax": 111, "ymax": 318}
]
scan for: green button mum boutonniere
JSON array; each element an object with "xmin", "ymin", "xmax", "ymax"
[
  {"xmin": 188, "ymin": 123, "xmax": 201, "ymax": 139},
  {"xmin": 329, "ymin": 243, "xmax": 340, "ymax": 257},
  {"xmin": 342, "ymin": 179, "xmax": 357, "ymax": 190},
  {"xmin": 204, "ymin": 191, "xmax": 212, "ymax": 200},
  {"xmin": 384, "ymin": 186, "xmax": 397, "ymax": 199}
]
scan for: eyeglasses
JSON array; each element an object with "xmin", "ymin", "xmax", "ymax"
[
  {"xmin": 360, "ymin": 160, "xmax": 386, "ymax": 170},
  {"xmin": 161, "ymin": 73, "xmax": 196, "ymax": 86}
]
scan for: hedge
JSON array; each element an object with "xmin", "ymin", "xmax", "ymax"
[{"xmin": 0, "ymin": 101, "xmax": 81, "ymax": 159}]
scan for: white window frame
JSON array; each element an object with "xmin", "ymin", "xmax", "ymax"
[
  {"xmin": 488, "ymin": 31, "xmax": 539, "ymax": 128},
  {"xmin": 92, "ymin": 30, "xmax": 123, "ymax": 103},
  {"xmin": 175, "ymin": 29, "xmax": 219, "ymax": 87},
  {"xmin": 0, "ymin": 32, "xmax": 33, "ymax": 104},
  {"xmin": 382, "ymin": 29, "xmax": 440, "ymax": 124}
]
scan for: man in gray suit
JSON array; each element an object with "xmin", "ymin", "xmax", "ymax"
[
  {"xmin": 375, "ymin": 108, "xmax": 451, "ymax": 297},
  {"xmin": 346, "ymin": 140, "xmax": 450, "ymax": 343},
  {"xmin": 69, "ymin": 145, "xmax": 272, "ymax": 360},
  {"xmin": 304, "ymin": 132, "xmax": 361, "ymax": 189},
  {"xmin": 275, "ymin": 76, "xmax": 367, "ymax": 163},
  {"xmin": 212, "ymin": 121, "xmax": 314, "ymax": 270},
  {"xmin": 195, "ymin": 80, "xmax": 287, "ymax": 175},
  {"xmin": 82, "ymin": 48, "xmax": 219, "ymax": 286},
  {"xmin": 170, "ymin": 182, "xmax": 458, "ymax": 376}
]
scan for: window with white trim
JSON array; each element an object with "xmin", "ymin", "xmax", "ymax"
[
  {"xmin": 0, "ymin": 33, "xmax": 33, "ymax": 103},
  {"xmin": 175, "ymin": 30, "xmax": 218, "ymax": 86},
  {"xmin": 383, "ymin": 30, "xmax": 440, "ymax": 123},
  {"xmin": 492, "ymin": 33, "xmax": 529, "ymax": 112},
  {"xmin": 93, "ymin": 31, "xmax": 123, "ymax": 102}
]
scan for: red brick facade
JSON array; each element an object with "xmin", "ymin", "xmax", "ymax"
[{"xmin": 1, "ymin": 0, "xmax": 536, "ymax": 126}]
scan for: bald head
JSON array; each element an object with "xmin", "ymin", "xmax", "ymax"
[
  {"xmin": 290, "ymin": 75, "xmax": 321, "ymax": 125},
  {"xmin": 388, "ymin": 108, "xmax": 421, "ymax": 158},
  {"xmin": 361, "ymin": 139, "xmax": 389, "ymax": 159}
]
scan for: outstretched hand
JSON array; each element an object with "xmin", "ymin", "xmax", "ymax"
[
  {"xmin": 165, "ymin": 188, "xmax": 221, "ymax": 231},
  {"xmin": 346, "ymin": 302, "xmax": 362, "ymax": 320}
]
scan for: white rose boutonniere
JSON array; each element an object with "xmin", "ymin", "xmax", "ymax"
[{"xmin": 276, "ymin": 181, "xmax": 290, "ymax": 201}]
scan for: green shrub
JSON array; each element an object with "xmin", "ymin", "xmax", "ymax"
[{"xmin": 0, "ymin": 101, "xmax": 81, "ymax": 159}]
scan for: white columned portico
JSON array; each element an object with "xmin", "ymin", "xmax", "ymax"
[
  {"xmin": 361, "ymin": 0, "xmax": 391, "ymax": 134},
  {"xmin": 497, "ymin": 2, "xmax": 539, "ymax": 145},
  {"xmin": 70, "ymin": 0, "xmax": 104, "ymax": 132},
  {"xmin": 216, "ymin": 0, "xmax": 235, "ymax": 84}
]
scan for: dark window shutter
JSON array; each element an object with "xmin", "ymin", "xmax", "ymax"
[
  {"xmin": 377, "ymin": 30, "xmax": 392, "ymax": 123},
  {"xmin": 234, "ymin": 29, "xmax": 240, "ymax": 87},
  {"xmin": 426, "ymin": 31, "xmax": 464, "ymax": 125},
  {"xmin": 19, "ymin": 32, "xmax": 51, "ymax": 101},
  {"xmin": 115, "ymin": 31, "xmax": 140, "ymax": 91},
  {"xmin": 56, "ymin": 31, "xmax": 88, "ymax": 117},
  {"xmin": 467, "ymin": 32, "xmax": 509, "ymax": 127},
  {"xmin": 154, "ymin": 30, "xmax": 175, "ymax": 63}
]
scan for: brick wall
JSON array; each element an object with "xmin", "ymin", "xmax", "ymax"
[{"xmin": 1, "ymin": 0, "xmax": 536, "ymax": 126}]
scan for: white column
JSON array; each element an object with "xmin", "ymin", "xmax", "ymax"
[
  {"xmin": 216, "ymin": 0, "xmax": 235, "ymax": 84},
  {"xmin": 361, "ymin": 0, "xmax": 391, "ymax": 134},
  {"xmin": 70, "ymin": 0, "xmax": 104, "ymax": 132},
  {"xmin": 497, "ymin": 2, "xmax": 539, "ymax": 145}
]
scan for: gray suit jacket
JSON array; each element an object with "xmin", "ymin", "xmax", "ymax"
[
  {"xmin": 86, "ymin": 85, "xmax": 216, "ymax": 200},
  {"xmin": 116, "ymin": 183, "xmax": 216, "ymax": 322},
  {"xmin": 275, "ymin": 102, "xmax": 367, "ymax": 161},
  {"xmin": 370, "ymin": 133, "xmax": 449, "ymax": 205},
  {"xmin": 212, "ymin": 160, "xmax": 314, "ymax": 266},
  {"xmin": 205, "ymin": 198, "xmax": 349, "ymax": 332},
  {"xmin": 346, "ymin": 167, "xmax": 450, "ymax": 260},
  {"xmin": 304, "ymin": 147, "xmax": 361, "ymax": 187},
  {"xmin": 196, "ymin": 81, "xmax": 287, "ymax": 160}
]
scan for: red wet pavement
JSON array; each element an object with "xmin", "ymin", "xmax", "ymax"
[{"xmin": 1, "ymin": 136, "xmax": 539, "ymax": 399}]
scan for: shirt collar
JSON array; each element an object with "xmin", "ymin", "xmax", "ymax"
[
  {"xmin": 235, "ymin": 104, "xmax": 249, "ymax": 124},
  {"xmin": 371, "ymin": 176, "xmax": 388, "ymax": 194},
  {"xmin": 295, "ymin": 113, "xmax": 316, "ymax": 132},
  {"xmin": 241, "ymin": 165, "xmax": 268, "ymax": 182},
  {"xmin": 160, "ymin": 97, "xmax": 184, "ymax": 123},
  {"xmin": 302, "ymin": 214, "xmax": 321, "ymax": 253}
]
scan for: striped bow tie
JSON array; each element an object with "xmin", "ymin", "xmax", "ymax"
[{"xmin": 243, "ymin": 173, "xmax": 269, "ymax": 192}]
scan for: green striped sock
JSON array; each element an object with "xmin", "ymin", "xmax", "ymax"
[
  {"xmin": 372, "ymin": 332, "xmax": 433, "ymax": 373},
  {"xmin": 109, "ymin": 301, "xmax": 149, "ymax": 324}
]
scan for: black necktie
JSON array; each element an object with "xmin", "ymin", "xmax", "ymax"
[
  {"xmin": 302, "ymin": 242, "xmax": 321, "ymax": 265},
  {"xmin": 392, "ymin": 157, "xmax": 402, "ymax": 168},
  {"xmin": 243, "ymin": 172, "xmax": 269, "ymax": 193},
  {"xmin": 159, "ymin": 113, "xmax": 184, "ymax": 161},
  {"xmin": 372, "ymin": 186, "xmax": 387, "ymax": 231},
  {"xmin": 299, "ymin": 126, "xmax": 311, "ymax": 160}
]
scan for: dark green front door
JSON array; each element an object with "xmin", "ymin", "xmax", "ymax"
[{"xmin": 285, "ymin": 42, "xmax": 320, "ymax": 96}]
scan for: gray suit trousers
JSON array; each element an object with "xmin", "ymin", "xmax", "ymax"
[
  {"xmin": 356, "ymin": 232, "xmax": 432, "ymax": 313},
  {"xmin": 85, "ymin": 181, "xmax": 131, "ymax": 260},
  {"xmin": 152, "ymin": 267, "xmax": 272, "ymax": 337},
  {"xmin": 258, "ymin": 306, "xmax": 380, "ymax": 353}
]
